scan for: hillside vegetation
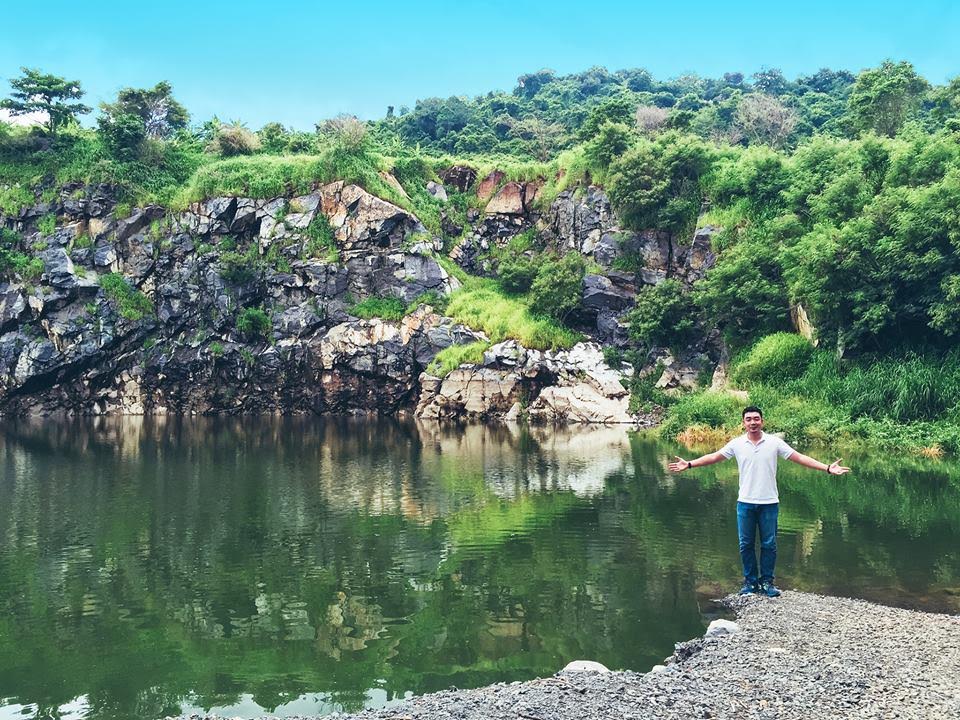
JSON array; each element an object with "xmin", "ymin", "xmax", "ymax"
[{"xmin": 2, "ymin": 62, "xmax": 959, "ymax": 451}]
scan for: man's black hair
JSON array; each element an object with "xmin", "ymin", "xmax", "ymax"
[{"xmin": 742, "ymin": 405, "xmax": 763, "ymax": 418}]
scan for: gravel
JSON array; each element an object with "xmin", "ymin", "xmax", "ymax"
[{"xmin": 172, "ymin": 591, "xmax": 960, "ymax": 720}]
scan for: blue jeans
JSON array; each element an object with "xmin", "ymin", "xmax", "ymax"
[{"xmin": 737, "ymin": 501, "xmax": 779, "ymax": 584}]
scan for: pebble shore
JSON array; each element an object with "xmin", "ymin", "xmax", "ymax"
[{"xmin": 174, "ymin": 591, "xmax": 960, "ymax": 720}]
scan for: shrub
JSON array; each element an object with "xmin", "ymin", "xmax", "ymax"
[
  {"xmin": 99, "ymin": 272, "xmax": 153, "ymax": 320},
  {"xmin": 627, "ymin": 279, "xmax": 698, "ymax": 348},
  {"xmin": 731, "ymin": 333, "xmax": 814, "ymax": 387},
  {"xmin": 304, "ymin": 213, "xmax": 338, "ymax": 262},
  {"xmin": 219, "ymin": 245, "xmax": 261, "ymax": 284},
  {"xmin": 583, "ymin": 121, "xmax": 633, "ymax": 170},
  {"xmin": 529, "ymin": 253, "xmax": 585, "ymax": 322},
  {"xmin": 209, "ymin": 124, "xmax": 261, "ymax": 157},
  {"xmin": 498, "ymin": 254, "xmax": 539, "ymax": 294},
  {"xmin": 659, "ymin": 391, "xmax": 744, "ymax": 441},
  {"xmin": 236, "ymin": 306, "xmax": 272, "ymax": 339}
]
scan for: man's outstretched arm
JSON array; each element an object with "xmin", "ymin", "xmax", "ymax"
[
  {"xmin": 668, "ymin": 451, "xmax": 728, "ymax": 473},
  {"xmin": 787, "ymin": 451, "xmax": 851, "ymax": 475}
]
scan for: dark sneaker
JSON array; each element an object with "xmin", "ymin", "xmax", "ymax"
[
  {"xmin": 739, "ymin": 581, "xmax": 758, "ymax": 595},
  {"xmin": 759, "ymin": 581, "xmax": 781, "ymax": 597}
]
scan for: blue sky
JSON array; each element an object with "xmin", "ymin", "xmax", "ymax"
[{"xmin": 2, "ymin": 0, "xmax": 958, "ymax": 130}]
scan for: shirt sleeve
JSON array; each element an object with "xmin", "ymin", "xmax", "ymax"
[
  {"xmin": 777, "ymin": 437, "xmax": 796, "ymax": 459},
  {"xmin": 719, "ymin": 439, "xmax": 737, "ymax": 459}
]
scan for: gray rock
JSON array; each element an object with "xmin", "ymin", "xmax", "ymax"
[{"xmin": 426, "ymin": 181, "xmax": 448, "ymax": 202}]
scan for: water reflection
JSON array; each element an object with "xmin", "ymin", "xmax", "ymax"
[{"xmin": 0, "ymin": 418, "xmax": 958, "ymax": 720}]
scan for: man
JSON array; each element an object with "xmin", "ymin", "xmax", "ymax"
[{"xmin": 668, "ymin": 406, "xmax": 850, "ymax": 597}]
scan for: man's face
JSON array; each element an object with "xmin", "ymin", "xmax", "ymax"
[{"xmin": 743, "ymin": 412, "xmax": 763, "ymax": 433}]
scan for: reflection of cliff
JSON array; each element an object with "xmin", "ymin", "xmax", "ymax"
[
  {"xmin": 415, "ymin": 421, "xmax": 633, "ymax": 499},
  {"xmin": 315, "ymin": 592, "xmax": 390, "ymax": 660}
]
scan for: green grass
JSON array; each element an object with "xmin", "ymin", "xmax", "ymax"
[
  {"xmin": 349, "ymin": 295, "xmax": 407, "ymax": 321},
  {"xmin": 426, "ymin": 340, "xmax": 492, "ymax": 377},
  {"xmin": 443, "ymin": 278, "xmax": 580, "ymax": 350},
  {"xmin": 662, "ymin": 333, "xmax": 960, "ymax": 455},
  {"xmin": 99, "ymin": 272, "xmax": 153, "ymax": 321},
  {"xmin": 169, "ymin": 147, "xmax": 404, "ymax": 211}
]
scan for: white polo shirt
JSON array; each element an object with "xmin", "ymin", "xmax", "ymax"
[{"xmin": 719, "ymin": 433, "xmax": 796, "ymax": 504}]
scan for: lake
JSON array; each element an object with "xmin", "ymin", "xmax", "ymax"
[{"xmin": 0, "ymin": 418, "xmax": 958, "ymax": 719}]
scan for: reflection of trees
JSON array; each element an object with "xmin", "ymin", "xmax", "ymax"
[{"xmin": 0, "ymin": 421, "xmax": 958, "ymax": 719}]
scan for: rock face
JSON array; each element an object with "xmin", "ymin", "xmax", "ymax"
[
  {"xmin": 0, "ymin": 174, "xmax": 720, "ymax": 420},
  {"xmin": 0, "ymin": 181, "xmax": 464, "ymax": 416},
  {"xmin": 417, "ymin": 341, "xmax": 635, "ymax": 424},
  {"xmin": 542, "ymin": 186, "xmax": 717, "ymax": 285}
]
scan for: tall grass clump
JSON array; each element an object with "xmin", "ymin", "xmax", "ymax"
[
  {"xmin": 349, "ymin": 295, "xmax": 407, "ymax": 321},
  {"xmin": 426, "ymin": 340, "xmax": 492, "ymax": 377},
  {"xmin": 731, "ymin": 332, "xmax": 814, "ymax": 386},
  {"xmin": 840, "ymin": 352, "xmax": 960, "ymax": 423},
  {"xmin": 444, "ymin": 279, "xmax": 580, "ymax": 350},
  {"xmin": 659, "ymin": 391, "xmax": 744, "ymax": 442}
]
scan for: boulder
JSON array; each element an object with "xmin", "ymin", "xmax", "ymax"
[
  {"xmin": 318, "ymin": 181, "xmax": 426, "ymax": 260},
  {"xmin": 561, "ymin": 660, "xmax": 610, "ymax": 673},
  {"xmin": 705, "ymin": 619, "xmax": 740, "ymax": 637},
  {"xmin": 476, "ymin": 170, "xmax": 505, "ymax": 201},
  {"xmin": 582, "ymin": 273, "xmax": 635, "ymax": 314},
  {"xmin": 425, "ymin": 181, "xmax": 448, "ymax": 202},
  {"xmin": 485, "ymin": 182, "xmax": 526, "ymax": 215},
  {"xmin": 440, "ymin": 165, "xmax": 478, "ymax": 192}
]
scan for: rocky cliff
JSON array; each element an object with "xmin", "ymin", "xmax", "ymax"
[{"xmin": 0, "ymin": 170, "xmax": 718, "ymax": 420}]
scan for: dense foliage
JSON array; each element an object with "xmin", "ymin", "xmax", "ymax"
[{"xmin": 2, "ymin": 61, "xmax": 960, "ymax": 448}]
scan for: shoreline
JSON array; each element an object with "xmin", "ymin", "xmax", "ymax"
[{"xmin": 171, "ymin": 591, "xmax": 960, "ymax": 720}]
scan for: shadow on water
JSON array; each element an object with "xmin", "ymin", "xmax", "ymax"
[{"xmin": 0, "ymin": 417, "xmax": 958, "ymax": 719}]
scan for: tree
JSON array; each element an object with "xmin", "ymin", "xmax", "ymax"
[
  {"xmin": 584, "ymin": 121, "xmax": 632, "ymax": 169},
  {"xmin": 100, "ymin": 81, "xmax": 189, "ymax": 139},
  {"xmin": 505, "ymin": 116, "xmax": 565, "ymax": 161},
  {"xmin": 635, "ymin": 106, "xmax": 669, "ymax": 134},
  {"xmin": 515, "ymin": 69, "xmax": 556, "ymax": 99},
  {"xmin": 529, "ymin": 253, "xmax": 585, "ymax": 321},
  {"xmin": 848, "ymin": 60, "xmax": 929, "ymax": 137},
  {"xmin": 734, "ymin": 94, "xmax": 798, "ymax": 149},
  {"xmin": 751, "ymin": 68, "xmax": 792, "ymax": 96},
  {"xmin": 0, "ymin": 67, "xmax": 90, "ymax": 134},
  {"xmin": 608, "ymin": 133, "xmax": 715, "ymax": 235},
  {"xmin": 627, "ymin": 279, "xmax": 698, "ymax": 348}
]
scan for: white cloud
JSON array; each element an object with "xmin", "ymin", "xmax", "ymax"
[{"xmin": 0, "ymin": 108, "xmax": 48, "ymax": 127}]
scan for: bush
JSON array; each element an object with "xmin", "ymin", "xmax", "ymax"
[
  {"xmin": 498, "ymin": 254, "xmax": 539, "ymax": 294},
  {"xmin": 236, "ymin": 307, "xmax": 272, "ymax": 339},
  {"xmin": 583, "ymin": 121, "xmax": 633, "ymax": 170},
  {"xmin": 659, "ymin": 391, "xmax": 744, "ymax": 441},
  {"xmin": 99, "ymin": 272, "xmax": 153, "ymax": 320},
  {"xmin": 219, "ymin": 245, "xmax": 261, "ymax": 284},
  {"xmin": 731, "ymin": 333, "xmax": 814, "ymax": 387},
  {"xmin": 209, "ymin": 124, "xmax": 261, "ymax": 157},
  {"xmin": 529, "ymin": 253, "xmax": 585, "ymax": 321},
  {"xmin": 97, "ymin": 112, "xmax": 147, "ymax": 159},
  {"xmin": 627, "ymin": 278, "xmax": 698, "ymax": 348}
]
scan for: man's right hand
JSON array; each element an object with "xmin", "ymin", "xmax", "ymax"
[{"xmin": 668, "ymin": 456, "xmax": 689, "ymax": 473}]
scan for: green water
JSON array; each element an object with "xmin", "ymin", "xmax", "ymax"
[{"xmin": 0, "ymin": 418, "xmax": 958, "ymax": 720}]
